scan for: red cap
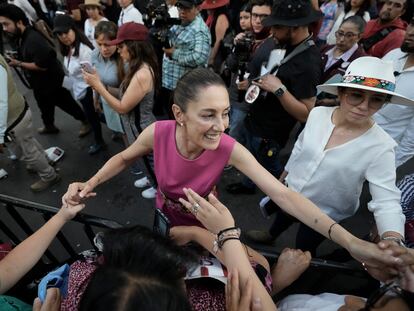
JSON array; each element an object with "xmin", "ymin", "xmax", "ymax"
[{"xmin": 107, "ymin": 22, "xmax": 149, "ymax": 45}]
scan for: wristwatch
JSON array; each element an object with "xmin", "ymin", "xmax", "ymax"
[{"xmin": 274, "ymin": 84, "xmax": 287, "ymax": 97}]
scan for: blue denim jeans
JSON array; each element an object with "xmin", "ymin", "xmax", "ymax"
[
  {"xmin": 239, "ymin": 123, "xmax": 283, "ymax": 189},
  {"xmin": 229, "ymin": 106, "xmax": 247, "ymax": 145}
]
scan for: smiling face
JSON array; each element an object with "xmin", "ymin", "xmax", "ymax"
[
  {"xmin": 174, "ymin": 85, "xmax": 230, "ymax": 155},
  {"xmin": 338, "ymin": 88, "xmax": 387, "ymax": 124},
  {"xmin": 401, "ymin": 17, "xmax": 414, "ymax": 52}
]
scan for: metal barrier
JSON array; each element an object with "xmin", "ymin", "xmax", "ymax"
[{"xmin": 0, "ymin": 194, "xmax": 123, "ymax": 265}]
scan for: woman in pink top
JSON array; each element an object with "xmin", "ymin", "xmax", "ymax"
[{"xmin": 63, "ymin": 68, "xmax": 404, "ymax": 269}]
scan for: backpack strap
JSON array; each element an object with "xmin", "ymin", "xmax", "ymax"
[{"xmin": 360, "ymin": 26, "xmax": 397, "ymax": 51}]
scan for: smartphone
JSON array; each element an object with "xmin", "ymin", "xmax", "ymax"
[
  {"xmin": 153, "ymin": 208, "xmax": 171, "ymax": 237},
  {"xmin": 80, "ymin": 61, "xmax": 93, "ymax": 73}
]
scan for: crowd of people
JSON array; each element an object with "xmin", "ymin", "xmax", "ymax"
[{"xmin": 1, "ymin": 0, "xmax": 414, "ymax": 309}]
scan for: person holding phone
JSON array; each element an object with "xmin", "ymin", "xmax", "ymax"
[
  {"xmin": 54, "ymin": 14, "xmax": 106, "ymax": 155},
  {"xmin": 82, "ymin": 22, "xmax": 159, "ymax": 199}
]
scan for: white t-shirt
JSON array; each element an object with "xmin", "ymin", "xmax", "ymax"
[
  {"xmin": 118, "ymin": 3, "xmax": 143, "ymax": 26},
  {"xmin": 285, "ymin": 106, "xmax": 404, "ymax": 236}
]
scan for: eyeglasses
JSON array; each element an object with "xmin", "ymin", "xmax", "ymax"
[
  {"xmin": 359, "ymin": 281, "xmax": 403, "ymax": 311},
  {"xmin": 345, "ymin": 91, "xmax": 388, "ymax": 109},
  {"xmin": 335, "ymin": 31, "xmax": 359, "ymax": 39},
  {"xmin": 251, "ymin": 13, "xmax": 269, "ymax": 21}
]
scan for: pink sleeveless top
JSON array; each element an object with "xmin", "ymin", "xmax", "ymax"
[{"xmin": 154, "ymin": 120, "xmax": 236, "ymax": 227}]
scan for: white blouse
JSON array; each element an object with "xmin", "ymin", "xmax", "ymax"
[
  {"xmin": 64, "ymin": 43, "xmax": 93, "ymax": 100},
  {"xmin": 285, "ymin": 106, "xmax": 404, "ymax": 236}
]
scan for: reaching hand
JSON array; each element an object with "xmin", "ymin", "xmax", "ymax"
[
  {"xmin": 61, "ymin": 182, "xmax": 96, "ymax": 207},
  {"xmin": 179, "ymin": 188, "xmax": 235, "ymax": 234},
  {"xmin": 271, "ymin": 248, "xmax": 311, "ymax": 294},
  {"xmin": 33, "ymin": 288, "xmax": 61, "ymax": 311},
  {"xmin": 348, "ymin": 239, "xmax": 403, "ymax": 271},
  {"xmin": 374, "ymin": 241, "xmax": 414, "ymax": 292},
  {"xmin": 82, "ymin": 69, "xmax": 102, "ymax": 91},
  {"xmin": 226, "ymin": 268, "xmax": 263, "ymax": 311},
  {"xmin": 56, "ymin": 202, "xmax": 86, "ymax": 222}
]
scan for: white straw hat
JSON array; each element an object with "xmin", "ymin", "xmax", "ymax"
[{"xmin": 317, "ymin": 56, "xmax": 414, "ymax": 106}]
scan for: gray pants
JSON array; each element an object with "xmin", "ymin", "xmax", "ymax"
[{"xmin": 8, "ymin": 109, "xmax": 56, "ymax": 181}]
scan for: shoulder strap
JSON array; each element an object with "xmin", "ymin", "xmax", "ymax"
[
  {"xmin": 361, "ymin": 27, "xmax": 397, "ymax": 51},
  {"xmin": 270, "ymin": 38, "xmax": 315, "ymax": 75}
]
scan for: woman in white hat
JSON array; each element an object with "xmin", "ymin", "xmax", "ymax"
[
  {"xmin": 249, "ymin": 56, "xmax": 413, "ymax": 255},
  {"xmin": 80, "ymin": 0, "xmax": 108, "ymax": 47}
]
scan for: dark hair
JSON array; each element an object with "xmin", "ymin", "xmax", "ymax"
[
  {"xmin": 79, "ymin": 267, "xmax": 192, "ymax": 311},
  {"xmin": 240, "ymin": 2, "xmax": 251, "ymax": 12},
  {"xmin": 340, "ymin": 15, "xmax": 366, "ymax": 33},
  {"xmin": 94, "ymin": 20, "xmax": 124, "ymax": 81},
  {"xmin": 0, "ymin": 3, "xmax": 29, "ymax": 26},
  {"xmin": 344, "ymin": 0, "xmax": 370, "ymax": 17},
  {"xmin": 57, "ymin": 24, "xmax": 94, "ymax": 57},
  {"xmin": 249, "ymin": 0, "xmax": 273, "ymax": 10},
  {"xmin": 173, "ymin": 68, "xmax": 226, "ymax": 112},
  {"xmin": 102, "ymin": 225, "xmax": 196, "ymax": 285},
  {"xmin": 120, "ymin": 40, "xmax": 160, "ymax": 95}
]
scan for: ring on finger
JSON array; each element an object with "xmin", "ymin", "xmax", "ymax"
[{"xmin": 192, "ymin": 202, "xmax": 201, "ymax": 215}]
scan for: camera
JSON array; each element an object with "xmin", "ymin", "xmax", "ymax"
[
  {"xmin": 143, "ymin": 0, "xmax": 180, "ymax": 48},
  {"xmin": 233, "ymin": 32, "xmax": 255, "ymax": 65}
]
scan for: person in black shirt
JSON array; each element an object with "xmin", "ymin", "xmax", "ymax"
[
  {"xmin": 226, "ymin": 0, "xmax": 322, "ymax": 195},
  {"xmin": 0, "ymin": 4, "xmax": 90, "ymax": 135}
]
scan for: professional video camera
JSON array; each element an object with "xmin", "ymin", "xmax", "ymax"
[{"xmin": 142, "ymin": 0, "xmax": 180, "ymax": 48}]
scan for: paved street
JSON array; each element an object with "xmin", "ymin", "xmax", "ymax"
[{"xmin": 1, "ymin": 68, "xmax": 413, "ymax": 272}]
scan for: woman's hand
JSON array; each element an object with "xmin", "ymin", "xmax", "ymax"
[
  {"xmin": 271, "ymin": 248, "xmax": 311, "ymax": 294},
  {"xmin": 82, "ymin": 69, "xmax": 103, "ymax": 91},
  {"xmin": 226, "ymin": 268, "xmax": 263, "ymax": 311},
  {"xmin": 55, "ymin": 202, "xmax": 86, "ymax": 223},
  {"xmin": 33, "ymin": 288, "xmax": 61, "ymax": 311},
  {"xmin": 179, "ymin": 188, "xmax": 235, "ymax": 234},
  {"xmin": 61, "ymin": 181, "xmax": 96, "ymax": 207},
  {"xmin": 347, "ymin": 238, "xmax": 403, "ymax": 270},
  {"xmin": 170, "ymin": 226, "xmax": 196, "ymax": 246}
]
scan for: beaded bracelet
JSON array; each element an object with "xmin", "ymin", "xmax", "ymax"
[{"xmin": 213, "ymin": 227, "xmax": 241, "ymax": 254}]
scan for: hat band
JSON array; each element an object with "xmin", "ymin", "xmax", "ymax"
[{"xmin": 342, "ymin": 75, "xmax": 395, "ymax": 92}]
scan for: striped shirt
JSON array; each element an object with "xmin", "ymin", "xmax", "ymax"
[
  {"xmin": 397, "ymin": 173, "xmax": 414, "ymax": 248},
  {"xmin": 162, "ymin": 15, "xmax": 211, "ymax": 90}
]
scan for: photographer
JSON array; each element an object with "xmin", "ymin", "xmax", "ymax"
[
  {"xmin": 227, "ymin": 0, "xmax": 322, "ymax": 196},
  {"xmin": 226, "ymin": 0, "xmax": 271, "ymax": 143},
  {"xmin": 156, "ymin": 0, "xmax": 210, "ymax": 117},
  {"xmin": 0, "ymin": 4, "xmax": 90, "ymax": 136}
]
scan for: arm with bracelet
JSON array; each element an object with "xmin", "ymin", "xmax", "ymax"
[{"xmin": 179, "ymin": 189, "xmax": 278, "ymax": 310}]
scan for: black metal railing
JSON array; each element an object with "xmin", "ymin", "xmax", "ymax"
[{"xmin": 0, "ymin": 194, "xmax": 123, "ymax": 264}]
